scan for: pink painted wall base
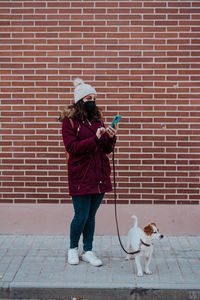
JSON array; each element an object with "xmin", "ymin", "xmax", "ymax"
[{"xmin": 1, "ymin": 204, "xmax": 199, "ymax": 236}]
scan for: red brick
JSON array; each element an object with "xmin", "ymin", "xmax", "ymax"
[
  {"xmin": 47, "ymin": 2, "xmax": 70, "ymax": 8},
  {"xmin": 131, "ymin": 21, "xmax": 153, "ymax": 26},
  {"xmin": 168, "ymin": 14, "xmax": 190, "ymax": 20},
  {"xmin": 119, "ymin": 2, "xmax": 142, "ymax": 8},
  {"xmin": 144, "ymin": 2, "xmax": 166, "ymax": 7},
  {"xmin": 167, "ymin": 27, "xmax": 190, "ymax": 32}
]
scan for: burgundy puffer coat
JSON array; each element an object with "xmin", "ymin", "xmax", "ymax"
[{"xmin": 62, "ymin": 114, "xmax": 115, "ymax": 196}]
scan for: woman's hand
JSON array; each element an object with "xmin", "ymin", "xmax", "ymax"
[
  {"xmin": 96, "ymin": 127, "xmax": 106, "ymax": 139},
  {"xmin": 106, "ymin": 125, "xmax": 117, "ymax": 138}
]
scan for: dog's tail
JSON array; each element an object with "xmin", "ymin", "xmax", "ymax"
[{"xmin": 131, "ymin": 215, "xmax": 138, "ymax": 227}]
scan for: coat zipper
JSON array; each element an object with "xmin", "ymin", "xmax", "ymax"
[{"xmin": 98, "ymin": 182, "xmax": 101, "ymax": 193}]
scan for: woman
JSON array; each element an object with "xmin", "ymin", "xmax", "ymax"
[{"xmin": 59, "ymin": 78, "xmax": 117, "ymax": 267}]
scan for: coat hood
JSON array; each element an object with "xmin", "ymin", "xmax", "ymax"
[
  {"xmin": 59, "ymin": 105, "xmax": 76, "ymax": 122},
  {"xmin": 59, "ymin": 105, "xmax": 103, "ymax": 122}
]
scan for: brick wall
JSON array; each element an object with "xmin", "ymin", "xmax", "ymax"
[{"xmin": 0, "ymin": 0, "xmax": 200, "ymax": 205}]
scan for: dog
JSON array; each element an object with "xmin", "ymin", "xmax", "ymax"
[{"xmin": 125, "ymin": 215, "xmax": 164, "ymax": 277}]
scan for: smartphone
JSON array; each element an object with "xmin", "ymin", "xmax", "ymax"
[{"xmin": 111, "ymin": 115, "xmax": 121, "ymax": 128}]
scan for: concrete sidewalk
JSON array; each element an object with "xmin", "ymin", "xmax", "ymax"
[{"xmin": 0, "ymin": 235, "xmax": 199, "ymax": 300}]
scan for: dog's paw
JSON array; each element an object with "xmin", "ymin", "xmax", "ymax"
[
  {"xmin": 144, "ymin": 269, "xmax": 153, "ymax": 275},
  {"xmin": 137, "ymin": 272, "xmax": 143, "ymax": 277}
]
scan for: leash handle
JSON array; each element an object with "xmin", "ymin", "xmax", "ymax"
[{"xmin": 112, "ymin": 146, "xmax": 141, "ymax": 255}]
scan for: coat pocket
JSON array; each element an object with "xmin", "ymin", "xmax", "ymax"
[{"xmin": 68, "ymin": 155, "xmax": 91, "ymax": 180}]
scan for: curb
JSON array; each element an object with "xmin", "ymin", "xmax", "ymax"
[{"xmin": 1, "ymin": 285, "xmax": 200, "ymax": 300}]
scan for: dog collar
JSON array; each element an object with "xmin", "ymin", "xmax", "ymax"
[{"xmin": 140, "ymin": 239, "xmax": 151, "ymax": 247}]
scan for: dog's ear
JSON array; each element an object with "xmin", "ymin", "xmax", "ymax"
[
  {"xmin": 150, "ymin": 222, "xmax": 156, "ymax": 227},
  {"xmin": 144, "ymin": 224, "xmax": 153, "ymax": 236},
  {"xmin": 151, "ymin": 222, "xmax": 159, "ymax": 232}
]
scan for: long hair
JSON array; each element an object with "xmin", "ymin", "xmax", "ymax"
[{"xmin": 58, "ymin": 99, "xmax": 103, "ymax": 122}]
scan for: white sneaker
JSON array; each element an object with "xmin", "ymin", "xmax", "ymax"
[
  {"xmin": 81, "ymin": 251, "xmax": 103, "ymax": 267},
  {"xmin": 68, "ymin": 248, "xmax": 79, "ymax": 265}
]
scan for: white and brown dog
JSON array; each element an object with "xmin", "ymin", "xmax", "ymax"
[{"xmin": 125, "ymin": 215, "xmax": 164, "ymax": 277}]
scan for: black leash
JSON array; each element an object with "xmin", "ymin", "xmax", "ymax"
[{"xmin": 112, "ymin": 146, "xmax": 142, "ymax": 255}]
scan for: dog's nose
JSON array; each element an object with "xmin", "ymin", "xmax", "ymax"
[{"xmin": 160, "ymin": 234, "xmax": 164, "ymax": 239}]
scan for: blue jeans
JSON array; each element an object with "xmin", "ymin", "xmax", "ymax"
[{"xmin": 70, "ymin": 193, "xmax": 104, "ymax": 251}]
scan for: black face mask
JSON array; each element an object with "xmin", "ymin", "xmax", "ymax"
[{"xmin": 84, "ymin": 101, "xmax": 96, "ymax": 115}]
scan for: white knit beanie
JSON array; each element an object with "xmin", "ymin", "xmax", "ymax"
[{"xmin": 73, "ymin": 78, "xmax": 97, "ymax": 103}]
